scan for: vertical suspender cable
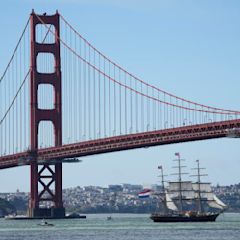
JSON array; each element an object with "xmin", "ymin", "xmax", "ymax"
[
  {"xmin": 98, "ymin": 53, "xmax": 101, "ymax": 138},
  {"xmin": 108, "ymin": 60, "xmax": 111, "ymax": 136},
  {"xmin": 130, "ymin": 76, "xmax": 133, "ymax": 133},
  {"xmin": 124, "ymin": 71, "xmax": 127, "ymax": 134},
  {"xmin": 93, "ymin": 49, "xmax": 96, "ymax": 139},
  {"xmin": 103, "ymin": 57, "xmax": 106, "ymax": 136},
  {"xmin": 88, "ymin": 43, "xmax": 91, "ymax": 139},
  {"xmin": 119, "ymin": 68, "xmax": 122, "ymax": 134},
  {"xmin": 113, "ymin": 64, "xmax": 116, "ymax": 135},
  {"xmin": 135, "ymin": 77, "xmax": 138, "ymax": 132}
]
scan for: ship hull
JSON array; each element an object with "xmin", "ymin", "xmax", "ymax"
[{"xmin": 150, "ymin": 213, "xmax": 219, "ymax": 222}]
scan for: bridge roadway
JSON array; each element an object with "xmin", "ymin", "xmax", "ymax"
[{"xmin": 0, "ymin": 119, "xmax": 240, "ymax": 169}]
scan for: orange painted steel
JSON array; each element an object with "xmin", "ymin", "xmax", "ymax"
[{"xmin": 0, "ymin": 119, "xmax": 239, "ymax": 170}]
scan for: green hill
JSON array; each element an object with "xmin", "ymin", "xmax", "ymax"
[{"xmin": 0, "ymin": 198, "xmax": 16, "ymax": 217}]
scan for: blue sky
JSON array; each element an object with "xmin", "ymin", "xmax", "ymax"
[{"xmin": 0, "ymin": 0, "xmax": 240, "ymax": 192}]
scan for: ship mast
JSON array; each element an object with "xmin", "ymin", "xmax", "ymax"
[
  {"xmin": 158, "ymin": 166, "xmax": 167, "ymax": 213},
  {"xmin": 172, "ymin": 153, "xmax": 187, "ymax": 213},
  {"xmin": 191, "ymin": 159, "xmax": 207, "ymax": 213},
  {"xmin": 177, "ymin": 153, "xmax": 183, "ymax": 212},
  {"xmin": 196, "ymin": 160, "xmax": 203, "ymax": 213}
]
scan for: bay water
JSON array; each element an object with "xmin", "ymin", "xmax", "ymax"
[{"xmin": 0, "ymin": 213, "xmax": 239, "ymax": 240}]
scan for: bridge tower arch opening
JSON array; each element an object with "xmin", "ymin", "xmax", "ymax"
[{"xmin": 29, "ymin": 10, "xmax": 65, "ymax": 218}]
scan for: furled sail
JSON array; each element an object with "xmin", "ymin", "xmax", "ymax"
[{"xmin": 166, "ymin": 192, "xmax": 178, "ymax": 211}]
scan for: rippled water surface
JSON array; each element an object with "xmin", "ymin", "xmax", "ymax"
[{"xmin": 0, "ymin": 213, "xmax": 239, "ymax": 240}]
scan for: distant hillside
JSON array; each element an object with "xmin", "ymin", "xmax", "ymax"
[
  {"xmin": 213, "ymin": 184, "xmax": 240, "ymax": 212},
  {"xmin": 0, "ymin": 198, "xmax": 16, "ymax": 216},
  {"xmin": 1, "ymin": 183, "xmax": 240, "ymax": 214},
  {"xmin": 9, "ymin": 197, "xmax": 28, "ymax": 214}
]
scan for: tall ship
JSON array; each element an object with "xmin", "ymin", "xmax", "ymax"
[{"xmin": 150, "ymin": 153, "xmax": 227, "ymax": 222}]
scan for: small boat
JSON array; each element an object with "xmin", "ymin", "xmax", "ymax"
[
  {"xmin": 150, "ymin": 153, "xmax": 227, "ymax": 223},
  {"xmin": 107, "ymin": 216, "xmax": 112, "ymax": 220},
  {"xmin": 37, "ymin": 219, "xmax": 54, "ymax": 226}
]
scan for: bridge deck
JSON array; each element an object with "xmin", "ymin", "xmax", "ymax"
[{"xmin": 0, "ymin": 119, "xmax": 240, "ymax": 169}]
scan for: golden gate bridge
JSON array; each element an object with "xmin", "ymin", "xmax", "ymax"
[{"xmin": 0, "ymin": 11, "xmax": 239, "ymax": 218}]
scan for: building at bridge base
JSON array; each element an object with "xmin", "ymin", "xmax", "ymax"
[{"xmin": 28, "ymin": 11, "xmax": 65, "ymax": 219}]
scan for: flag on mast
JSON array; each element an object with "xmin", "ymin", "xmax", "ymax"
[
  {"xmin": 158, "ymin": 166, "xmax": 162, "ymax": 169},
  {"xmin": 175, "ymin": 152, "xmax": 180, "ymax": 157}
]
